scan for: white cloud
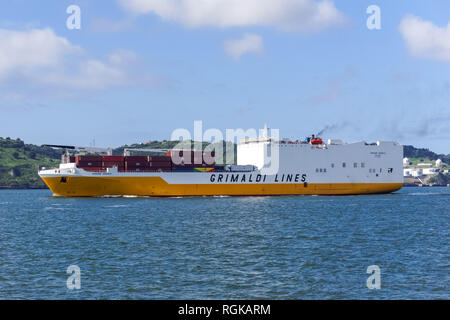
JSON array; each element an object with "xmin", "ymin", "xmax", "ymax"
[
  {"xmin": 0, "ymin": 28, "xmax": 81, "ymax": 78},
  {"xmin": 399, "ymin": 14, "xmax": 450, "ymax": 61},
  {"xmin": 119, "ymin": 0, "xmax": 345, "ymax": 32},
  {"xmin": 224, "ymin": 33, "xmax": 263, "ymax": 59},
  {"xmin": 0, "ymin": 28, "xmax": 146, "ymax": 93}
]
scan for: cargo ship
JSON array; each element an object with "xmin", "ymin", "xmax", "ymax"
[{"xmin": 38, "ymin": 133, "xmax": 403, "ymax": 197}]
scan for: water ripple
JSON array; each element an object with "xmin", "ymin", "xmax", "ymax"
[{"xmin": 0, "ymin": 187, "xmax": 448, "ymax": 299}]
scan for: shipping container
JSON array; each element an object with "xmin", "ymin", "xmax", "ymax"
[
  {"xmin": 103, "ymin": 161, "xmax": 125, "ymax": 168},
  {"xmin": 149, "ymin": 161, "xmax": 172, "ymax": 167},
  {"xmin": 129, "ymin": 168, "xmax": 147, "ymax": 172},
  {"xmin": 167, "ymin": 150, "xmax": 215, "ymax": 156},
  {"xmin": 172, "ymin": 163, "xmax": 195, "ymax": 168},
  {"xmin": 125, "ymin": 161, "xmax": 148, "ymax": 166},
  {"xmin": 102, "ymin": 156, "xmax": 125, "ymax": 162},
  {"xmin": 124, "ymin": 156, "xmax": 149, "ymax": 162},
  {"xmin": 77, "ymin": 161, "xmax": 103, "ymax": 167},
  {"xmin": 168, "ymin": 150, "xmax": 215, "ymax": 165},
  {"xmin": 69, "ymin": 156, "xmax": 76, "ymax": 163},
  {"xmin": 148, "ymin": 156, "xmax": 171, "ymax": 162},
  {"xmin": 125, "ymin": 162, "xmax": 150, "ymax": 169},
  {"xmin": 171, "ymin": 156, "xmax": 203, "ymax": 165},
  {"xmin": 76, "ymin": 155, "xmax": 103, "ymax": 162}
]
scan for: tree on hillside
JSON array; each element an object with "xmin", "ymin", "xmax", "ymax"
[
  {"xmin": 428, "ymin": 173, "xmax": 449, "ymax": 185},
  {"xmin": 403, "ymin": 145, "xmax": 438, "ymax": 159}
]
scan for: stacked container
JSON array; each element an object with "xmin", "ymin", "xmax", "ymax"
[
  {"xmin": 124, "ymin": 156, "xmax": 149, "ymax": 171},
  {"xmin": 147, "ymin": 155, "xmax": 172, "ymax": 172},
  {"xmin": 102, "ymin": 155, "xmax": 125, "ymax": 171},
  {"xmin": 73, "ymin": 150, "xmax": 216, "ymax": 173},
  {"xmin": 169, "ymin": 150, "xmax": 215, "ymax": 172},
  {"xmin": 75, "ymin": 155, "xmax": 103, "ymax": 171}
]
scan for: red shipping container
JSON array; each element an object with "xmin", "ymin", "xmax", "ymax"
[
  {"xmin": 172, "ymin": 163, "xmax": 195, "ymax": 168},
  {"xmin": 103, "ymin": 161, "xmax": 124, "ymax": 168},
  {"xmin": 125, "ymin": 163, "xmax": 150, "ymax": 169},
  {"xmin": 167, "ymin": 150, "xmax": 215, "ymax": 156},
  {"xmin": 178, "ymin": 150, "xmax": 215, "ymax": 157},
  {"xmin": 170, "ymin": 154, "xmax": 202, "ymax": 165},
  {"xmin": 148, "ymin": 156, "xmax": 171, "ymax": 162},
  {"xmin": 76, "ymin": 155, "xmax": 103, "ymax": 162},
  {"xmin": 125, "ymin": 161, "xmax": 148, "ymax": 167},
  {"xmin": 125, "ymin": 156, "xmax": 149, "ymax": 162},
  {"xmin": 69, "ymin": 156, "xmax": 76, "ymax": 163},
  {"xmin": 126, "ymin": 167, "xmax": 152, "ymax": 172},
  {"xmin": 149, "ymin": 161, "xmax": 172, "ymax": 167},
  {"xmin": 168, "ymin": 151, "xmax": 215, "ymax": 165},
  {"xmin": 148, "ymin": 166, "xmax": 171, "ymax": 171},
  {"xmin": 102, "ymin": 156, "xmax": 124, "ymax": 162},
  {"xmin": 77, "ymin": 161, "xmax": 103, "ymax": 167}
]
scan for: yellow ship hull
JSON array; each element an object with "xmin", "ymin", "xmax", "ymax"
[{"xmin": 41, "ymin": 176, "xmax": 403, "ymax": 197}]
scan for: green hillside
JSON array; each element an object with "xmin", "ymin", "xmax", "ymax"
[
  {"xmin": 0, "ymin": 138, "xmax": 61, "ymax": 188},
  {"xmin": 403, "ymin": 145, "xmax": 450, "ymax": 165}
]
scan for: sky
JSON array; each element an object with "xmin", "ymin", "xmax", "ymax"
[{"xmin": 1, "ymin": 0, "xmax": 450, "ymax": 153}]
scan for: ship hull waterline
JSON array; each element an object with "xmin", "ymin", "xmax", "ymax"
[{"xmin": 41, "ymin": 176, "xmax": 403, "ymax": 197}]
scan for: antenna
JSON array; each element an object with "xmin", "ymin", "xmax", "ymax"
[{"xmin": 263, "ymin": 123, "xmax": 268, "ymax": 138}]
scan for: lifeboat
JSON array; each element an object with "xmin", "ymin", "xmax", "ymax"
[{"xmin": 310, "ymin": 138, "xmax": 323, "ymax": 145}]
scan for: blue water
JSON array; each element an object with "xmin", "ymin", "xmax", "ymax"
[{"xmin": 0, "ymin": 187, "xmax": 448, "ymax": 299}]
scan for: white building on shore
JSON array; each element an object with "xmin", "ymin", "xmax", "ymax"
[
  {"xmin": 403, "ymin": 158, "xmax": 446, "ymax": 177},
  {"xmin": 422, "ymin": 168, "xmax": 439, "ymax": 175}
]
